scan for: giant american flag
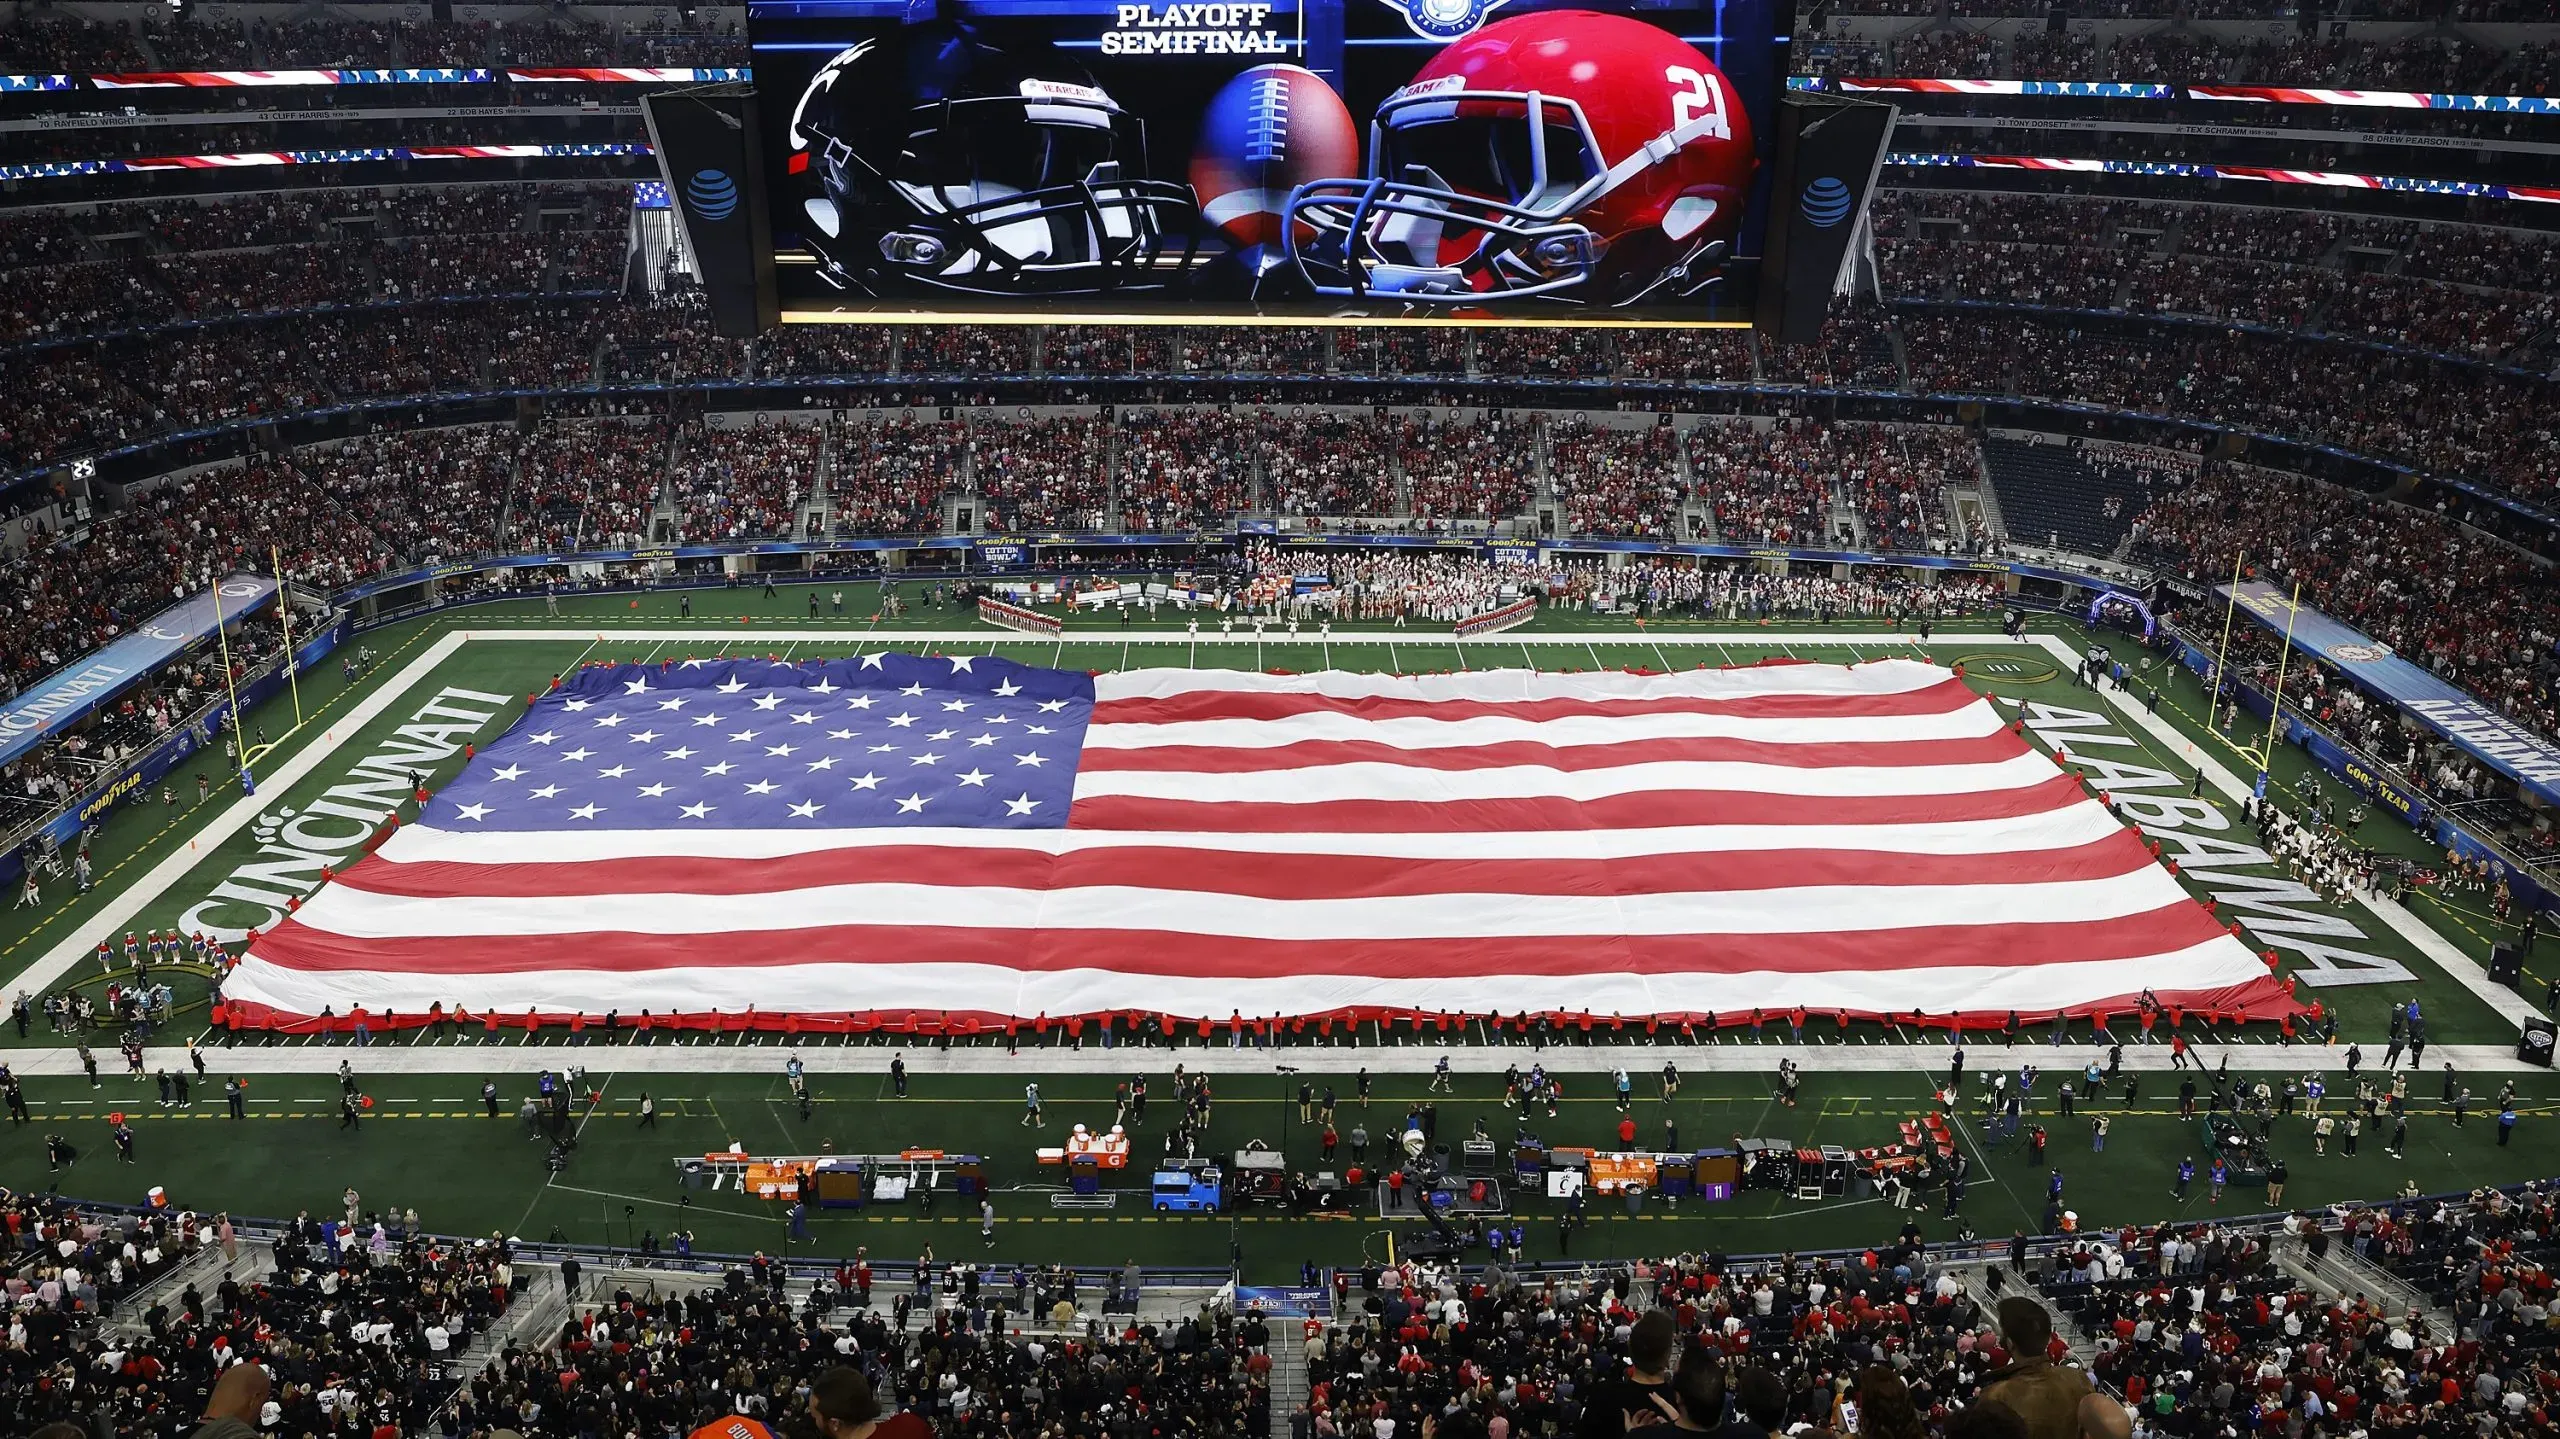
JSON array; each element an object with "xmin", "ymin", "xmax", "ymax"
[{"xmin": 221, "ymin": 653, "xmax": 2292, "ymax": 1027}]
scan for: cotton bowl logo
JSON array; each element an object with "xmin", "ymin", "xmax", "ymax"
[
  {"xmin": 685, "ymin": 169, "xmax": 739, "ymax": 221},
  {"xmin": 1800, "ymin": 176, "xmax": 1854, "ymax": 228},
  {"xmin": 2328, "ymin": 642, "xmax": 2394, "ymax": 664},
  {"xmin": 1378, "ymin": 0, "xmax": 1509, "ymax": 40}
]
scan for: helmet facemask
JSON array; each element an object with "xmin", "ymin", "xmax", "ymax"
[{"xmin": 1287, "ymin": 89, "xmax": 1612, "ymax": 302}]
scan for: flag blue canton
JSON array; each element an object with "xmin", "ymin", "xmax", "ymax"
[{"xmin": 427, "ymin": 654, "xmax": 1093, "ymax": 831}]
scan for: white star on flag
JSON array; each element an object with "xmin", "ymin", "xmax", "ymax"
[
  {"xmin": 492, "ymin": 765, "xmax": 525, "ymax": 781},
  {"xmin": 1015, "ymin": 752, "xmax": 1049, "ymax": 767},
  {"xmin": 596, "ymin": 765, "xmax": 630, "ymax": 779},
  {"xmin": 529, "ymin": 731, "xmax": 559, "ymax": 745},
  {"xmin": 569, "ymin": 803, "xmax": 604, "ymax": 820},
  {"xmin": 948, "ymin": 656, "xmax": 975, "ymax": 672},
  {"xmin": 788, "ymin": 800, "xmax": 823, "ymax": 818},
  {"xmin": 623, "ymin": 678, "xmax": 650, "ymax": 694},
  {"xmin": 765, "ymin": 744, "xmax": 797, "ymax": 757},
  {"xmin": 529, "ymin": 784, "xmax": 562, "ymax": 799},
  {"xmin": 896, "ymin": 793, "xmax": 929, "ymax": 813},
  {"xmin": 811, "ymin": 679, "xmax": 838, "ymax": 694},
  {"xmin": 679, "ymin": 802, "xmax": 713, "ymax": 818},
  {"xmin": 663, "ymin": 747, "xmax": 695, "ymax": 761},
  {"xmin": 563, "ymin": 700, "xmax": 591, "ymax": 712},
  {"xmin": 958, "ymin": 769, "xmax": 991, "ymax": 787},
  {"xmin": 751, "ymin": 695, "xmax": 785, "ymax": 711},
  {"xmin": 851, "ymin": 773, "xmax": 883, "ymax": 790},
  {"xmin": 562, "ymin": 748, "xmax": 594, "ymax": 762},
  {"xmin": 859, "ymin": 653, "xmax": 887, "ymax": 668},
  {"xmin": 744, "ymin": 780, "xmax": 778, "ymax": 795},
  {"xmin": 702, "ymin": 761, "xmax": 734, "ymax": 777},
  {"xmin": 1037, "ymin": 700, "xmax": 1068, "ymax": 713},
  {"xmin": 900, "ymin": 683, "xmax": 926, "ymax": 696},
  {"xmin": 807, "ymin": 756, "xmax": 838, "ymax": 771},
  {"xmin": 657, "ymin": 698, "xmax": 687, "ymax": 711},
  {"xmin": 593, "ymin": 714, "xmax": 624, "ymax": 728},
  {"xmin": 910, "ymin": 752, "xmax": 943, "ymax": 766},
  {"xmin": 846, "ymin": 696, "xmax": 876, "ymax": 710},
  {"xmin": 638, "ymin": 783, "xmax": 671, "ymax": 798},
  {"xmin": 455, "ymin": 802, "xmax": 492, "ymax": 822},
  {"xmin": 942, "ymin": 700, "xmax": 972, "ymax": 713},
  {"xmin": 1004, "ymin": 793, "xmax": 1039, "ymax": 816},
  {"xmin": 888, "ymin": 714, "xmax": 918, "ymax": 728},
  {"xmin": 716, "ymin": 677, "xmax": 749, "ymax": 693},
  {"xmin": 994, "ymin": 679, "xmax": 1022, "ymax": 697}
]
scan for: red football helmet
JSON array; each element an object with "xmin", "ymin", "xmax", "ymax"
[{"xmin": 1285, "ymin": 10, "xmax": 1756, "ymax": 306}]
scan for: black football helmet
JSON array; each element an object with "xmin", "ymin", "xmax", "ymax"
[{"xmin": 786, "ymin": 22, "xmax": 1218, "ymax": 296}]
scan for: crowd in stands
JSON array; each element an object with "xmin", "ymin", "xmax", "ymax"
[
  {"xmin": 1868, "ymin": 26, "xmax": 2545, "ymax": 93},
  {"xmin": 836, "ymin": 415, "xmax": 966, "ymax": 536},
  {"xmin": 1264, "ymin": 411, "xmax": 1402, "ymax": 521},
  {"xmin": 671, "ymin": 419, "xmax": 817, "ymax": 542},
  {"xmin": 2, "ymin": 1198, "xmax": 520, "ymax": 1439},
  {"xmin": 0, "ymin": 12, "xmax": 752, "ymax": 72},
  {"xmin": 1689, "ymin": 418, "xmax": 1845, "ymax": 547},
  {"xmin": 1874, "ymin": 193, "xmax": 2559, "ymax": 364},
  {"xmin": 1181, "ymin": 327, "xmax": 1330, "ymax": 376},
  {"xmin": 972, "ymin": 417, "xmax": 1108, "ymax": 531},
  {"xmin": 2133, "ymin": 463, "xmax": 2560, "ymax": 752},
  {"xmin": 1116, "ymin": 408, "xmax": 1261, "ymax": 531},
  {"xmin": 0, "ymin": 451, "xmax": 392, "ymax": 695},
  {"xmin": 1544, "ymin": 418, "xmax": 1687, "ymax": 539},
  {"xmin": 511, "ymin": 416, "xmax": 671, "ymax": 552},
  {"xmin": 1399, "ymin": 413, "xmax": 1540, "ymax": 526}
]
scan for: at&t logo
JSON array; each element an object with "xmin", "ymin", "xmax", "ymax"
[{"xmin": 686, "ymin": 169, "xmax": 739, "ymax": 221}]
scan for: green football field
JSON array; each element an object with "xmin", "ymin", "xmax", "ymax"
[{"xmin": 0, "ymin": 579, "xmax": 2546, "ymax": 1273}]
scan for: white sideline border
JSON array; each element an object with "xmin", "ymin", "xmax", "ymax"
[{"xmin": 2026, "ymin": 636, "xmax": 2544, "ymax": 1030}]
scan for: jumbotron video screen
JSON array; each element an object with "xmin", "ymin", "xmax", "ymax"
[{"xmin": 746, "ymin": 0, "xmax": 1795, "ymax": 323}]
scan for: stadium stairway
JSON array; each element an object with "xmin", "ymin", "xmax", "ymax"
[
  {"xmin": 104, "ymin": 1237, "xmax": 265, "ymax": 1337},
  {"xmin": 1266, "ymin": 1333, "xmax": 1310, "ymax": 1439},
  {"xmin": 2277, "ymin": 1231, "xmax": 2457, "ymax": 1345}
]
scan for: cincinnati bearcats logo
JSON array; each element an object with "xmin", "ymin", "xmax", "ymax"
[{"xmin": 1377, "ymin": 0, "xmax": 1512, "ymax": 41}]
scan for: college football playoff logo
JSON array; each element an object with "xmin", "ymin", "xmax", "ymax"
[{"xmin": 1377, "ymin": 0, "xmax": 1512, "ymax": 41}]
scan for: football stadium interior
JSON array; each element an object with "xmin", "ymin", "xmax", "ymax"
[{"xmin": 4, "ymin": 3, "xmax": 2560, "ymax": 1438}]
